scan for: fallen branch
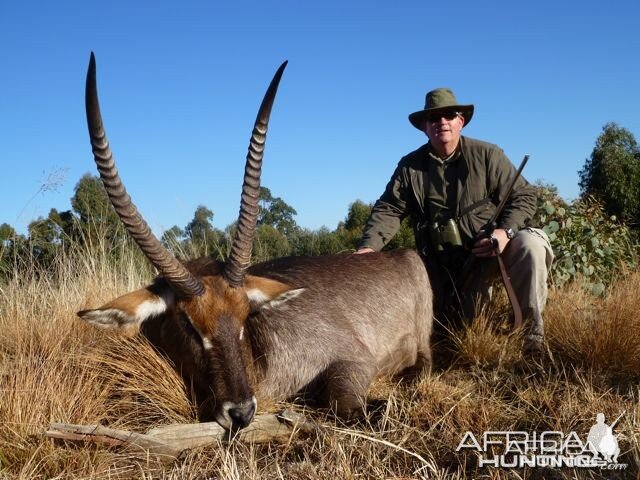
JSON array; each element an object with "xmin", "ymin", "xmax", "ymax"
[
  {"xmin": 45, "ymin": 409, "xmax": 316, "ymax": 463},
  {"xmin": 44, "ymin": 423, "xmax": 184, "ymax": 462}
]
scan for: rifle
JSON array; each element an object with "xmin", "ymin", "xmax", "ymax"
[{"xmin": 460, "ymin": 154, "xmax": 530, "ymax": 329}]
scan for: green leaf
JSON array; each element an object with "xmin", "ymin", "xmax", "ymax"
[{"xmin": 545, "ymin": 203, "xmax": 556, "ymax": 215}]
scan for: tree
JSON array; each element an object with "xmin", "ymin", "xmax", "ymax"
[
  {"xmin": 26, "ymin": 208, "xmax": 74, "ymax": 267},
  {"xmin": 579, "ymin": 123, "xmax": 640, "ymax": 223},
  {"xmin": 66, "ymin": 173, "xmax": 126, "ymax": 247},
  {"xmin": 290, "ymin": 227, "xmax": 346, "ymax": 256},
  {"xmin": 253, "ymin": 225, "xmax": 290, "ymax": 262},
  {"xmin": 258, "ymin": 187, "xmax": 298, "ymax": 236},
  {"xmin": 184, "ymin": 205, "xmax": 226, "ymax": 257},
  {"xmin": 0, "ymin": 223, "xmax": 26, "ymax": 279},
  {"xmin": 161, "ymin": 225, "xmax": 185, "ymax": 248},
  {"xmin": 0, "ymin": 223, "xmax": 16, "ymax": 245},
  {"xmin": 336, "ymin": 200, "xmax": 373, "ymax": 251},
  {"xmin": 71, "ymin": 174, "xmax": 119, "ymax": 226},
  {"xmin": 343, "ymin": 200, "xmax": 372, "ymax": 231},
  {"xmin": 185, "ymin": 206, "xmax": 215, "ymax": 243},
  {"xmin": 336, "ymin": 199, "xmax": 415, "ymax": 252}
]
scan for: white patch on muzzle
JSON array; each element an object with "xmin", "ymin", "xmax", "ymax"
[{"xmin": 217, "ymin": 396, "xmax": 258, "ymax": 430}]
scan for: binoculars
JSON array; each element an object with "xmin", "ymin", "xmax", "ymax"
[{"xmin": 429, "ymin": 219, "xmax": 464, "ymax": 252}]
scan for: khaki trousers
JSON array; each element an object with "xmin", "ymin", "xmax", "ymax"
[{"xmin": 462, "ymin": 228, "xmax": 554, "ymax": 337}]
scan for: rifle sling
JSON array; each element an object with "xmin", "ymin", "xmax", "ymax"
[
  {"xmin": 456, "ymin": 197, "xmax": 493, "ymax": 220},
  {"xmin": 495, "ymin": 246, "xmax": 523, "ymax": 330}
]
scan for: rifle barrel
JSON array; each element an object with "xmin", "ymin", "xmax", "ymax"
[{"xmin": 487, "ymin": 154, "xmax": 530, "ymax": 227}]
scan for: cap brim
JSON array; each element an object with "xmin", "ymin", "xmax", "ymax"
[{"xmin": 409, "ymin": 105, "xmax": 474, "ymax": 130}]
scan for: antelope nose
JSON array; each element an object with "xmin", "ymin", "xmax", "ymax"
[
  {"xmin": 229, "ymin": 402, "xmax": 256, "ymax": 429},
  {"xmin": 227, "ymin": 398, "xmax": 256, "ymax": 430}
]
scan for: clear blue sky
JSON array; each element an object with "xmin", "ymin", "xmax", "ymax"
[{"xmin": 1, "ymin": 1, "xmax": 638, "ymax": 236}]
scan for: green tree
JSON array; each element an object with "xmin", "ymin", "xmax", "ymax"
[
  {"xmin": 185, "ymin": 206, "xmax": 214, "ymax": 243},
  {"xmin": 578, "ymin": 123, "xmax": 640, "ymax": 223},
  {"xmin": 26, "ymin": 208, "xmax": 74, "ymax": 267},
  {"xmin": 0, "ymin": 223, "xmax": 26, "ymax": 279},
  {"xmin": 290, "ymin": 227, "xmax": 346, "ymax": 256},
  {"xmin": 343, "ymin": 200, "xmax": 372, "ymax": 231},
  {"xmin": 161, "ymin": 225, "xmax": 185, "ymax": 248},
  {"xmin": 258, "ymin": 187, "xmax": 298, "ymax": 236},
  {"xmin": 184, "ymin": 205, "xmax": 226, "ymax": 257},
  {"xmin": 0, "ymin": 223, "xmax": 16, "ymax": 245},
  {"xmin": 66, "ymin": 174, "xmax": 125, "ymax": 247},
  {"xmin": 28, "ymin": 210, "xmax": 64, "ymax": 245},
  {"xmin": 336, "ymin": 199, "xmax": 415, "ymax": 252},
  {"xmin": 336, "ymin": 200, "xmax": 372, "ymax": 251},
  {"xmin": 71, "ymin": 174, "xmax": 119, "ymax": 226},
  {"xmin": 385, "ymin": 218, "xmax": 416, "ymax": 251},
  {"xmin": 253, "ymin": 225, "xmax": 290, "ymax": 262}
]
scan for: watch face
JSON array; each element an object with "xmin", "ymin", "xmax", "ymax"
[{"xmin": 506, "ymin": 228, "xmax": 515, "ymax": 239}]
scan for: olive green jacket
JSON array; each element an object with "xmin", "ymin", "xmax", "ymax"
[{"xmin": 360, "ymin": 136, "xmax": 536, "ymax": 252}]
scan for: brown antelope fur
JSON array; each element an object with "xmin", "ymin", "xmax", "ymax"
[
  {"xmin": 78, "ymin": 55, "xmax": 433, "ymax": 431},
  {"xmin": 79, "ymin": 251, "xmax": 433, "ymax": 429}
]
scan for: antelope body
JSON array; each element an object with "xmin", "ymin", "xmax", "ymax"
[{"xmin": 78, "ymin": 54, "xmax": 433, "ymax": 431}]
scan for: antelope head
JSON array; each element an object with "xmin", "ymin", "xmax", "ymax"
[{"xmin": 77, "ymin": 54, "xmax": 300, "ymax": 431}]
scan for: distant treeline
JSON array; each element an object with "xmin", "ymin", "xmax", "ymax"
[{"xmin": 1, "ymin": 122, "xmax": 638, "ymax": 294}]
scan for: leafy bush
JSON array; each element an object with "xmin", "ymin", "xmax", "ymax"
[{"xmin": 530, "ymin": 183, "xmax": 637, "ymax": 294}]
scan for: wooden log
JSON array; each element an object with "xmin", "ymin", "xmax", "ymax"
[
  {"xmin": 146, "ymin": 409, "xmax": 318, "ymax": 447},
  {"xmin": 45, "ymin": 410, "xmax": 317, "ymax": 463},
  {"xmin": 44, "ymin": 423, "xmax": 184, "ymax": 461}
]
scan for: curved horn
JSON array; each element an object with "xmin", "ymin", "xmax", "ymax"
[
  {"xmin": 85, "ymin": 52, "xmax": 205, "ymax": 298},
  {"xmin": 224, "ymin": 61, "xmax": 288, "ymax": 288}
]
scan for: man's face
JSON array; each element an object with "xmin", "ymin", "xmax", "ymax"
[{"xmin": 423, "ymin": 110, "xmax": 465, "ymax": 151}]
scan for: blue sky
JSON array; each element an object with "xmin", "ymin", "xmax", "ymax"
[{"xmin": 1, "ymin": 1, "xmax": 638, "ymax": 236}]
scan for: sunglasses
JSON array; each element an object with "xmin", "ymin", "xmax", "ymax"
[{"xmin": 425, "ymin": 111, "xmax": 461, "ymax": 123}]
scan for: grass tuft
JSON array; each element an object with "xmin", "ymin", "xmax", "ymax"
[{"xmin": 1, "ymin": 236, "xmax": 639, "ymax": 478}]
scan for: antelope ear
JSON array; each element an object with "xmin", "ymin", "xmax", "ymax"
[
  {"xmin": 77, "ymin": 284, "xmax": 175, "ymax": 329},
  {"xmin": 243, "ymin": 275, "xmax": 305, "ymax": 312}
]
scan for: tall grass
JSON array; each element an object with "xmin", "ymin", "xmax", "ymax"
[{"xmin": 1, "ymin": 232, "xmax": 639, "ymax": 479}]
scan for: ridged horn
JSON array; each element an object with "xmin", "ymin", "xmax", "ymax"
[
  {"xmin": 85, "ymin": 52, "xmax": 205, "ymax": 298},
  {"xmin": 224, "ymin": 61, "xmax": 288, "ymax": 288}
]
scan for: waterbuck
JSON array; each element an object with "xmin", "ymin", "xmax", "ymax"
[{"xmin": 78, "ymin": 54, "xmax": 433, "ymax": 431}]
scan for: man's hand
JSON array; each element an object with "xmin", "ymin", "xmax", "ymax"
[
  {"xmin": 354, "ymin": 247, "xmax": 375, "ymax": 255},
  {"xmin": 471, "ymin": 228, "xmax": 509, "ymax": 257}
]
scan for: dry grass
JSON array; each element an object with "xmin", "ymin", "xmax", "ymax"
[{"xmin": 1, "ymin": 241, "xmax": 639, "ymax": 479}]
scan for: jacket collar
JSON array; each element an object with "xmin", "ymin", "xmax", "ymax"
[{"xmin": 423, "ymin": 137, "xmax": 470, "ymax": 216}]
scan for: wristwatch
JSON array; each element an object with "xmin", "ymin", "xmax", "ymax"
[{"xmin": 504, "ymin": 227, "xmax": 516, "ymax": 240}]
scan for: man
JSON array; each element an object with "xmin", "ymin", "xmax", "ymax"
[{"xmin": 355, "ymin": 88, "xmax": 553, "ymax": 356}]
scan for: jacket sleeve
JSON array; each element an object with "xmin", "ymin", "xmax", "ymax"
[
  {"xmin": 488, "ymin": 149, "xmax": 537, "ymax": 230},
  {"xmin": 359, "ymin": 162, "xmax": 410, "ymax": 251}
]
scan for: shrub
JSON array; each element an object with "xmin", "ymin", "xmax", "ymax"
[{"xmin": 530, "ymin": 184, "xmax": 637, "ymax": 294}]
